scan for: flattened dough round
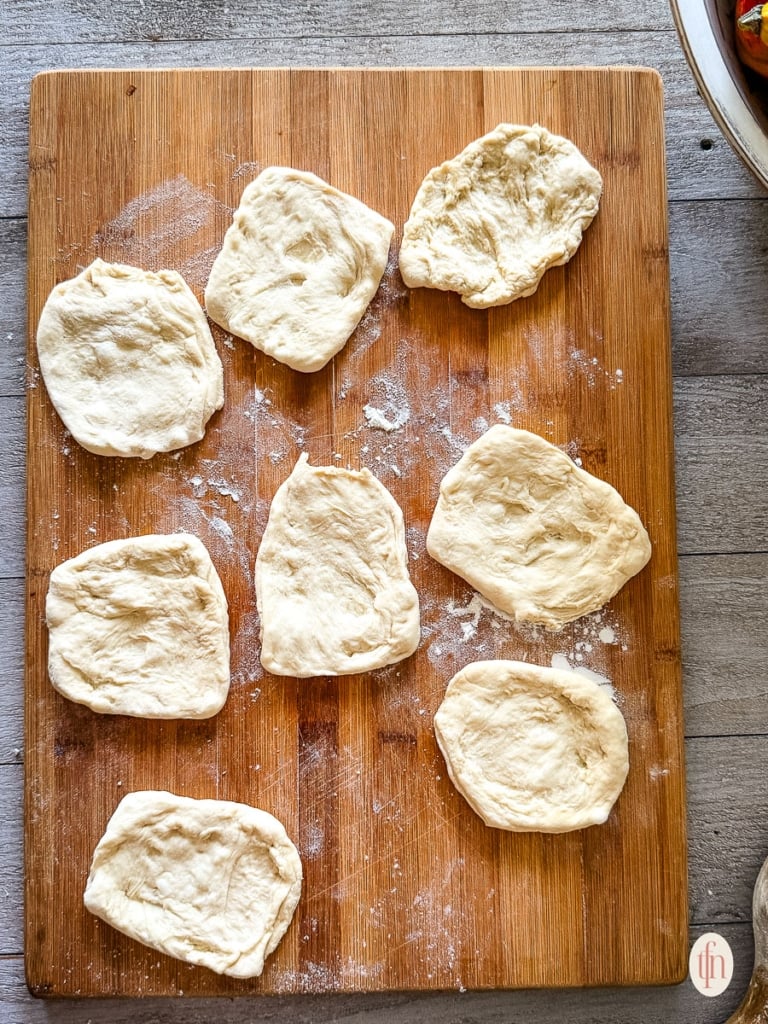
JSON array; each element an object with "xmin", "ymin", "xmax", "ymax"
[
  {"xmin": 427, "ymin": 425, "xmax": 651, "ymax": 629},
  {"xmin": 256, "ymin": 453, "xmax": 420, "ymax": 677},
  {"xmin": 399, "ymin": 123, "xmax": 602, "ymax": 308},
  {"xmin": 46, "ymin": 534, "xmax": 230, "ymax": 719},
  {"xmin": 84, "ymin": 791, "xmax": 302, "ymax": 978},
  {"xmin": 204, "ymin": 167, "xmax": 395, "ymax": 372},
  {"xmin": 36, "ymin": 258, "xmax": 224, "ymax": 458},
  {"xmin": 434, "ymin": 660, "xmax": 629, "ymax": 832}
]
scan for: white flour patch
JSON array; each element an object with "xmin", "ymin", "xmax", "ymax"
[
  {"xmin": 568, "ymin": 349, "xmax": 624, "ymax": 390},
  {"xmin": 420, "ymin": 582, "xmax": 628, "ymax": 689},
  {"xmin": 551, "ymin": 652, "xmax": 615, "ymax": 698},
  {"xmin": 92, "ymin": 175, "xmax": 230, "ymax": 280},
  {"xmin": 363, "ymin": 403, "xmax": 409, "ymax": 432},
  {"xmin": 493, "ymin": 401, "xmax": 512, "ymax": 424},
  {"xmin": 362, "ymin": 374, "xmax": 411, "ymax": 433},
  {"xmin": 209, "ymin": 516, "xmax": 234, "ymax": 546},
  {"xmin": 406, "ymin": 525, "xmax": 426, "ymax": 563},
  {"xmin": 206, "ymin": 476, "xmax": 241, "ymax": 502},
  {"xmin": 560, "ymin": 438, "xmax": 583, "ymax": 466},
  {"xmin": 302, "ymin": 820, "xmax": 325, "ymax": 860}
]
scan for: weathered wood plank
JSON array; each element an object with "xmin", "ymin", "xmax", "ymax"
[
  {"xmin": 0, "ymin": 31, "xmax": 762, "ymax": 219},
  {"xmin": 0, "ymin": 219, "xmax": 27, "ymax": 397},
  {"xmin": 674, "ymin": 374, "xmax": 768, "ymax": 556},
  {"xmin": 0, "ymin": 762, "xmax": 22, "ymax": 954},
  {"xmin": 0, "ymin": 579, "xmax": 23, "ymax": 761},
  {"xmin": 0, "ymin": 398, "xmax": 24, "ymax": 580},
  {"xmin": 670, "ymin": 200, "xmax": 768, "ymax": 378},
  {"xmin": 4, "ymin": 0, "xmax": 675, "ymax": 44},
  {"xmin": 688, "ymin": 736, "xmax": 768, "ymax": 928},
  {"xmin": 681, "ymin": 554, "xmax": 768, "ymax": 737}
]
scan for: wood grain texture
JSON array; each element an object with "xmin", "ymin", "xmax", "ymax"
[
  {"xmin": 680, "ymin": 554, "xmax": 768, "ymax": 737},
  {"xmin": 7, "ymin": 197, "xmax": 768, "ymax": 397},
  {"xmin": 1, "ymin": 30, "xmax": 765, "ymax": 219},
  {"xmin": 673, "ymin": 375, "xmax": 768, "ymax": 554},
  {"xmin": 0, "ymin": 922, "xmax": 758, "ymax": 1023},
  {"xmin": 25, "ymin": 67, "xmax": 686, "ymax": 997},
  {"xmin": 4, "ymin": 0, "xmax": 675, "ymax": 44},
  {"xmin": 669, "ymin": 201, "xmax": 768, "ymax": 377}
]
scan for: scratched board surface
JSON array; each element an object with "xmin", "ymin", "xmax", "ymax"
[{"xmin": 25, "ymin": 68, "xmax": 686, "ymax": 997}]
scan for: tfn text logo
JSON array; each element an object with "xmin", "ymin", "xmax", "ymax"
[{"xmin": 689, "ymin": 932, "xmax": 734, "ymax": 997}]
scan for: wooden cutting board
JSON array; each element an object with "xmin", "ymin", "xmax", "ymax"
[{"xmin": 25, "ymin": 67, "xmax": 686, "ymax": 997}]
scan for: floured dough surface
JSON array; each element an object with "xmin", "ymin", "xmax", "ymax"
[
  {"xmin": 46, "ymin": 534, "xmax": 230, "ymax": 719},
  {"xmin": 36, "ymin": 258, "xmax": 224, "ymax": 458},
  {"xmin": 256, "ymin": 454, "xmax": 420, "ymax": 676},
  {"xmin": 399, "ymin": 123, "xmax": 602, "ymax": 308},
  {"xmin": 205, "ymin": 167, "xmax": 394, "ymax": 372},
  {"xmin": 84, "ymin": 791, "xmax": 302, "ymax": 978},
  {"xmin": 434, "ymin": 660, "xmax": 629, "ymax": 832},
  {"xmin": 427, "ymin": 425, "xmax": 651, "ymax": 628}
]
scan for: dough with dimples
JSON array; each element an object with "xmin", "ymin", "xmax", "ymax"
[
  {"xmin": 36, "ymin": 258, "xmax": 223, "ymax": 459},
  {"xmin": 399, "ymin": 123, "xmax": 602, "ymax": 307},
  {"xmin": 427, "ymin": 425, "xmax": 651, "ymax": 628},
  {"xmin": 84, "ymin": 791, "xmax": 302, "ymax": 978},
  {"xmin": 256, "ymin": 454, "xmax": 420, "ymax": 676},
  {"xmin": 46, "ymin": 534, "xmax": 230, "ymax": 719},
  {"xmin": 434, "ymin": 660, "xmax": 629, "ymax": 832},
  {"xmin": 205, "ymin": 167, "xmax": 394, "ymax": 372}
]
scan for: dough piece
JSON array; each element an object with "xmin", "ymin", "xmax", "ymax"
[
  {"xmin": 399, "ymin": 123, "xmax": 602, "ymax": 308},
  {"xmin": 205, "ymin": 167, "xmax": 395, "ymax": 372},
  {"xmin": 256, "ymin": 454, "xmax": 420, "ymax": 676},
  {"xmin": 434, "ymin": 660, "xmax": 629, "ymax": 832},
  {"xmin": 84, "ymin": 791, "xmax": 302, "ymax": 978},
  {"xmin": 427, "ymin": 425, "xmax": 651, "ymax": 629},
  {"xmin": 46, "ymin": 534, "xmax": 230, "ymax": 719},
  {"xmin": 36, "ymin": 258, "xmax": 224, "ymax": 459}
]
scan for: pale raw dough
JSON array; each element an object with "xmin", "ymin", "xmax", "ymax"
[
  {"xmin": 256, "ymin": 453, "xmax": 420, "ymax": 676},
  {"xmin": 36, "ymin": 258, "xmax": 224, "ymax": 459},
  {"xmin": 434, "ymin": 660, "xmax": 629, "ymax": 832},
  {"xmin": 46, "ymin": 534, "xmax": 230, "ymax": 719},
  {"xmin": 84, "ymin": 791, "xmax": 302, "ymax": 978},
  {"xmin": 427, "ymin": 425, "xmax": 651, "ymax": 629},
  {"xmin": 205, "ymin": 167, "xmax": 395, "ymax": 372},
  {"xmin": 399, "ymin": 123, "xmax": 602, "ymax": 308}
]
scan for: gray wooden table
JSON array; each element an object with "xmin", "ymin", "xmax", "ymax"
[{"xmin": 3, "ymin": 2, "xmax": 768, "ymax": 1021}]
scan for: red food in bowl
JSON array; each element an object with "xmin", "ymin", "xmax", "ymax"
[{"xmin": 736, "ymin": 1, "xmax": 768, "ymax": 76}]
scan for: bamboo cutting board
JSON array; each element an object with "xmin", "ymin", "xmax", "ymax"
[{"xmin": 25, "ymin": 67, "xmax": 687, "ymax": 997}]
